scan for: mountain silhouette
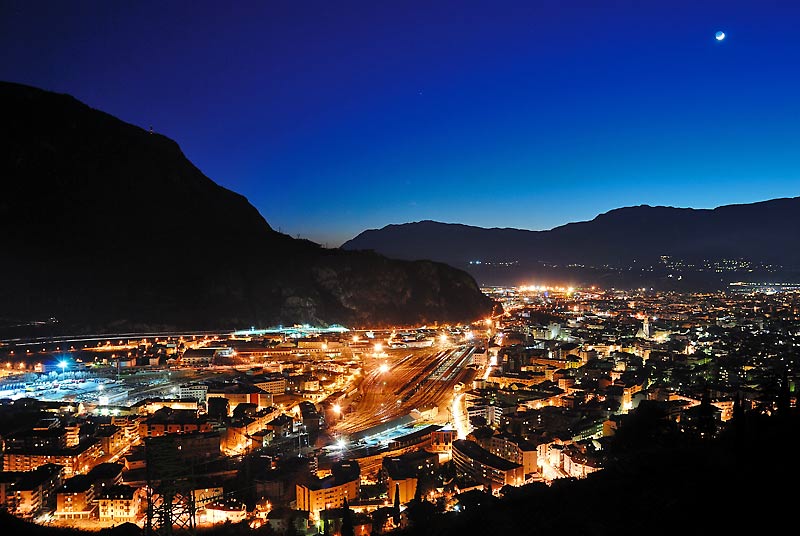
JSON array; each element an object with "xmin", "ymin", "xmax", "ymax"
[
  {"xmin": 0, "ymin": 81, "xmax": 494, "ymax": 334},
  {"xmin": 343, "ymin": 200, "xmax": 800, "ymax": 288}
]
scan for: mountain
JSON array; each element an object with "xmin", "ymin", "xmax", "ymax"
[
  {"xmin": 0, "ymin": 81, "xmax": 495, "ymax": 334},
  {"xmin": 342, "ymin": 200, "xmax": 800, "ymax": 288}
]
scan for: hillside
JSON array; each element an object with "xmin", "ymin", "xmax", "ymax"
[{"xmin": 0, "ymin": 81, "xmax": 495, "ymax": 334}]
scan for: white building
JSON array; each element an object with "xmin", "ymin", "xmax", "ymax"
[{"xmin": 179, "ymin": 384, "xmax": 208, "ymax": 404}]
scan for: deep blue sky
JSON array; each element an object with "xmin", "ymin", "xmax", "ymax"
[{"xmin": 2, "ymin": 1, "xmax": 799, "ymax": 246}]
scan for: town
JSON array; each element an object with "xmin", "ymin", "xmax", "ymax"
[{"xmin": 0, "ymin": 284, "xmax": 797, "ymax": 534}]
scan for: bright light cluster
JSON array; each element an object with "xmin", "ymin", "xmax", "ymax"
[{"xmin": 519, "ymin": 285, "xmax": 575, "ymax": 293}]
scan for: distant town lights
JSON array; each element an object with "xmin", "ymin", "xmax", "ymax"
[{"xmin": 519, "ymin": 284, "xmax": 576, "ymax": 293}]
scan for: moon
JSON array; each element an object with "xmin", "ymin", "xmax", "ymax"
[{"xmin": 715, "ymin": 31, "xmax": 725, "ymax": 41}]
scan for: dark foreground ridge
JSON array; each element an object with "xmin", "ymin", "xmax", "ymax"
[
  {"xmin": 2, "ymin": 406, "xmax": 797, "ymax": 536},
  {"xmin": 392, "ymin": 408, "xmax": 800, "ymax": 536},
  {"xmin": 0, "ymin": 81, "xmax": 495, "ymax": 335}
]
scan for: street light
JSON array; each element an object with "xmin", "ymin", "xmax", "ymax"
[{"xmin": 58, "ymin": 360, "xmax": 68, "ymax": 373}]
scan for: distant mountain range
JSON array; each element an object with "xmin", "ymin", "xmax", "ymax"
[
  {"xmin": 343, "ymin": 199, "xmax": 800, "ymax": 289},
  {"xmin": 0, "ymin": 81, "xmax": 494, "ymax": 335}
]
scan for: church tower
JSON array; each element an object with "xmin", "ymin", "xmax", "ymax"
[{"xmin": 636, "ymin": 316, "xmax": 652, "ymax": 339}]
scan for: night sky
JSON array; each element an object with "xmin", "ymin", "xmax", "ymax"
[{"xmin": 2, "ymin": 1, "xmax": 799, "ymax": 246}]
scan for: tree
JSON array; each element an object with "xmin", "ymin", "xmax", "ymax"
[
  {"xmin": 341, "ymin": 497, "xmax": 355, "ymax": 536},
  {"xmin": 207, "ymin": 397, "xmax": 230, "ymax": 420},
  {"xmin": 777, "ymin": 368, "xmax": 791, "ymax": 417},
  {"xmin": 404, "ymin": 498, "xmax": 436, "ymax": 528},
  {"xmin": 371, "ymin": 507, "xmax": 392, "ymax": 534},
  {"xmin": 393, "ymin": 483, "xmax": 401, "ymax": 526},
  {"xmin": 730, "ymin": 391, "xmax": 747, "ymax": 448}
]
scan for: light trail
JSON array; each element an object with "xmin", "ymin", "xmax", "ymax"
[
  {"xmin": 482, "ymin": 353, "xmax": 496, "ymax": 380},
  {"xmin": 451, "ymin": 392, "xmax": 469, "ymax": 440}
]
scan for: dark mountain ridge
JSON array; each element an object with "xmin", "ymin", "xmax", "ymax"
[
  {"xmin": 0, "ymin": 81, "xmax": 494, "ymax": 334},
  {"xmin": 342, "ymin": 198, "xmax": 800, "ymax": 288}
]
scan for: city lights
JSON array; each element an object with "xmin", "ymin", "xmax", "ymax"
[
  {"xmin": 0, "ymin": 287, "xmax": 797, "ymax": 532},
  {"xmin": 1, "ymin": 3, "xmax": 796, "ymax": 533}
]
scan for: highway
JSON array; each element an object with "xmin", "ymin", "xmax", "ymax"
[{"xmin": 329, "ymin": 344, "xmax": 478, "ymax": 437}]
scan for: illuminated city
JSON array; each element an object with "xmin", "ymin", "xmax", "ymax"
[
  {"xmin": 3, "ymin": 2, "xmax": 800, "ymax": 535},
  {"xmin": 0, "ymin": 283, "xmax": 797, "ymax": 533}
]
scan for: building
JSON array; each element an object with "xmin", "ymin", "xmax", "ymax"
[
  {"xmin": 95, "ymin": 425, "xmax": 127, "ymax": 458},
  {"xmin": 248, "ymin": 428, "xmax": 275, "ymax": 448},
  {"xmin": 452, "ymin": 439, "xmax": 524, "ymax": 488},
  {"xmin": 562, "ymin": 442, "xmax": 603, "ymax": 479},
  {"xmin": 537, "ymin": 440, "xmax": 565, "ymax": 473},
  {"xmin": 0, "ymin": 471, "xmax": 20, "ymax": 509},
  {"xmin": 298, "ymin": 401, "xmax": 323, "ymax": 434},
  {"xmin": 110, "ymin": 416, "xmax": 141, "ymax": 445},
  {"xmin": 483, "ymin": 432, "xmax": 538, "ymax": 477},
  {"xmin": 4, "ymin": 419, "xmax": 68, "ymax": 451},
  {"xmin": 387, "ymin": 474, "xmax": 416, "ymax": 506},
  {"xmin": 4, "ymin": 464, "xmax": 65, "ymax": 518},
  {"xmin": 3, "ymin": 439, "xmax": 102, "ymax": 477},
  {"xmin": 178, "ymin": 383, "xmax": 209, "ymax": 404},
  {"xmin": 430, "ymin": 424, "xmax": 457, "ymax": 455},
  {"xmin": 55, "ymin": 474, "xmax": 95, "ymax": 519},
  {"xmin": 172, "ymin": 432, "xmax": 222, "ymax": 462},
  {"xmin": 297, "ymin": 339, "xmax": 343, "ymax": 354},
  {"xmin": 266, "ymin": 507, "xmax": 312, "ymax": 535},
  {"xmin": 193, "ymin": 484, "xmax": 224, "ymax": 509},
  {"xmin": 296, "ymin": 461, "xmax": 360, "ymax": 517},
  {"xmin": 203, "ymin": 499, "xmax": 248, "ymax": 524},
  {"xmin": 181, "ymin": 347, "xmax": 233, "ymax": 366},
  {"xmin": 382, "ymin": 450, "xmax": 439, "ymax": 505},
  {"xmin": 135, "ymin": 398, "xmax": 199, "ymax": 415},
  {"xmin": 87, "ymin": 462, "xmax": 125, "ymax": 492},
  {"xmin": 206, "ymin": 383, "xmax": 273, "ymax": 415},
  {"xmin": 265, "ymin": 414, "xmax": 295, "ymax": 438},
  {"xmin": 97, "ymin": 484, "xmax": 141, "ymax": 523},
  {"xmin": 138, "ymin": 407, "xmax": 212, "ymax": 438},
  {"xmin": 223, "ymin": 407, "xmax": 281, "ymax": 453},
  {"xmin": 250, "ymin": 373, "xmax": 287, "ymax": 395}
]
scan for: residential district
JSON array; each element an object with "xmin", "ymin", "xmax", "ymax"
[{"xmin": 0, "ymin": 284, "xmax": 797, "ymax": 534}]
